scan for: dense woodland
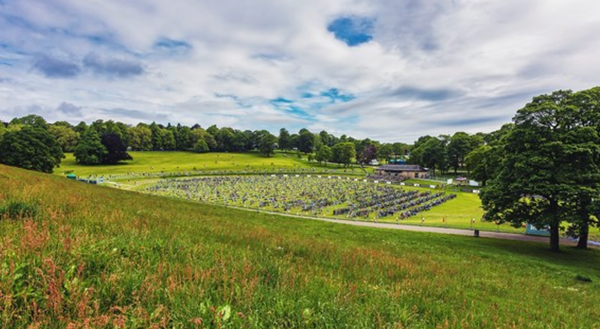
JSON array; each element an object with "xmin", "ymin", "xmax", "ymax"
[{"xmin": 1, "ymin": 86, "xmax": 600, "ymax": 250}]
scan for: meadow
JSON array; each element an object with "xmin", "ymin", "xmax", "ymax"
[
  {"xmin": 55, "ymin": 151, "xmax": 600, "ymax": 238},
  {"xmin": 1, "ymin": 164, "xmax": 599, "ymax": 328},
  {"xmin": 57, "ymin": 151, "xmax": 366, "ymax": 178}
]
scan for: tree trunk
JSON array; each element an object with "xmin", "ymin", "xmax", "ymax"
[
  {"xmin": 549, "ymin": 224, "xmax": 560, "ymax": 252},
  {"xmin": 576, "ymin": 221, "xmax": 589, "ymax": 249}
]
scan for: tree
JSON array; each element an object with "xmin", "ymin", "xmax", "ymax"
[
  {"xmin": 191, "ymin": 128, "xmax": 216, "ymax": 151},
  {"xmin": 562, "ymin": 87, "xmax": 600, "ymax": 248},
  {"xmin": 377, "ymin": 143, "xmax": 394, "ymax": 162},
  {"xmin": 149, "ymin": 122, "xmax": 164, "ymax": 150},
  {"xmin": 10, "ymin": 114, "xmax": 48, "ymax": 130},
  {"xmin": 74, "ymin": 121, "xmax": 88, "ymax": 134},
  {"xmin": 278, "ymin": 128, "xmax": 291, "ymax": 151},
  {"xmin": 176, "ymin": 126, "xmax": 194, "ymax": 150},
  {"xmin": 331, "ymin": 142, "xmax": 356, "ymax": 167},
  {"xmin": 0, "ymin": 125, "xmax": 64, "ymax": 173},
  {"xmin": 297, "ymin": 130, "xmax": 314, "ymax": 153},
  {"xmin": 128, "ymin": 125, "xmax": 153, "ymax": 151},
  {"xmin": 465, "ymin": 145, "xmax": 494, "ymax": 186},
  {"xmin": 359, "ymin": 144, "xmax": 377, "ymax": 164},
  {"xmin": 49, "ymin": 125, "xmax": 79, "ymax": 152},
  {"xmin": 410, "ymin": 137, "xmax": 446, "ymax": 175},
  {"xmin": 0, "ymin": 122, "xmax": 6, "ymax": 141},
  {"xmin": 319, "ymin": 130, "xmax": 332, "ymax": 147},
  {"xmin": 193, "ymin": 139, "xmax": 209, "ymax": 153},
  {"xmin": 232, "ymin": 130, "xmax": 249, "ymax": 151},
  {"xmin": 74, "ymin": 130, "xmax": 108, "ymax": 165},
  {"xmin": 101, "ymin": 133, "xmax": 133, "ymax": 164},
  {"xmin": 215, "ymin": 128, "xmax": 235, "ymax": 151},
  {"xmin": 448, "ymin": 132, "xmax": 479, "ymax": 174},
  {"xmin": 480, "ymin": 89, "xmax": 600, "ymax": 251},
  {"xmin": 315, "ymin": 145, "xmax": 332, "ymax": 165},
  {"xmin": 258, "ymin": 133, "xmax": 277, "ymax": 157}
]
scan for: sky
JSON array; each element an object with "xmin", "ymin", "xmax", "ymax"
[{"xmin": 1, "ymin": 0, "xmax": 600, "ymax": 143}]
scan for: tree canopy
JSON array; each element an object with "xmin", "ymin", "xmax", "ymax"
[
  {"xmin": 0, "ymin": 125, "xmax": 64, "ymax": 173},
  {"xmin": 480, "ymin": 88, "xmax": 600, "ymax": 251}
]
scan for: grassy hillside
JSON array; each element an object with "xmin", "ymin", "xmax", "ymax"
[
  {"xmin": 57, "ymin": 151, "xmax": 331, "ymax": 177},
  {"xmin": 1, "ymin": 164, "xmax": 599, "ymax": 328}
]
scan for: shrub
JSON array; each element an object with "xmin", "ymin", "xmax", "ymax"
[{"xmin": 0, "ymin": 200, "xmax": 39, "ymax": 219}]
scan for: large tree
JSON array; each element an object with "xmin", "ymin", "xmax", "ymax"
[
  {"xmin": 128, "ymin": 125, "xmax": 153, "ymax": 151},
  {"xmin": 0, "ymin": 125, "xmax": 64, "ymax": 173},
  {"xmin": 101, "ymin": 133, "xmax": 133, "ymax": 164},
  {"xmin": 359, "ymin": 144, "xmax": 377, "ymax": 164},
  {"xmin": 410, "ymin": 137, "xmax": 447, "ymax": 175},
  {"xmin": 447, "ymin": 132, "xmax": 480, "ymax": 174},
  {"xmin": 49, "ymin": 125, "xmax": 79, "ymax": 152},
  {"xmin": 331, "ymin": 142, "xmax": 356, "ymax": 167},
  {"xmin": 258, "ymin": 132, "xmax": 277, "ymax": 157},
  {"xmin": 480, "ymin": 89, "xmax": 600, "ymax": 251},
  {"xmin": 278, "ymin": 128, "xmax": 291, "ymax": 151},
  {"xmin": 74, "ymin": 130, "xmax": 108, "ymax": 165},
  {"xmin": 0, "ymin": 122, "xmax": 6, "ymax": 141},
  {"xmin": 315, "ymin": 145, "xmax": 332, "ymax": 165},
  {"xmin": 464, "ymin": 145, "xmax": 494, "ymax": 186},
  {"xmin": 297, "ymin": 130, "xmax": 315, "ymax": 154}
]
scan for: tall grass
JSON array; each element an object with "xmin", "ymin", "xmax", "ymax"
[{"xmin": 0, "ymin": 165, "xmax": 599, "ymax": 328}]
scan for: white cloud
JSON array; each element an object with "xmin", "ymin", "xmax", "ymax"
[{"xmin": 1, "ymin": 0, "xmax": 600, "ymax": 142}]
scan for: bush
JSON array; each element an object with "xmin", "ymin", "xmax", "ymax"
[{"xmin": 0, "ymin": 200, "xmax": 39, "ymax": 219}]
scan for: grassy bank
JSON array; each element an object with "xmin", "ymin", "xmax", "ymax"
[
  {"xmin": 56, "ymin": 152, "xmax": 318, "ymax": 177},
  {"xmin": 1, "ymin": 164, "xmax": 599, "ymax": 328}
]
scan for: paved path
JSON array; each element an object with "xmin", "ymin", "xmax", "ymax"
[{"xmin": 229, "ymin": 207, "xmax": 592, "ymax": 248}]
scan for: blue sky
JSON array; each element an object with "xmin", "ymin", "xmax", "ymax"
[{"xmin": 1, "ymin": 0, "xmax": 600, "ymax": 142}]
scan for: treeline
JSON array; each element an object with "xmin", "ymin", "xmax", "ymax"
[
  {"xmin": 0, "ymin": 113, "xmax": 517, "ymax": 174},
  {"xmin": 0, "ymin": 115, "xmax": 414, "ymax": 169}
]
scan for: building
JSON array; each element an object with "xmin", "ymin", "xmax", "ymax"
[{"xmin": 375, "ymin": 164, "xmax": 429, "ymax": 179}]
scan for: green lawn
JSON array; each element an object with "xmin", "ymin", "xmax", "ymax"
[
  {"xmin": 1, "ymin": 164, "xmax": 599, "ymax": 328},
  {"xmin": 56, "ymin": 151, "xmax": 351, "ymax": 177}
]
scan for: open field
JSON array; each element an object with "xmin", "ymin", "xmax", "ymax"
[
  {"xmin": 138, "ymin": 175, "xmax": 536, "ymax": 235},
  {"xmin": 1, "ymin": 164, "xmax": 599, "ymax": 328},
  {"xmin": 56, "ymin": 151, "xmax": 600, "ymax": 239},
  {"xmin": 57, "ymin": 151, "xmax": 365, "ymax": 178}
]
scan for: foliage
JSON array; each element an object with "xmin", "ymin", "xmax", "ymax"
[
  {"xmin": 359, "ymin": 144, "xmax": 377, "ymax": 164},
  {"xmin": 1, "ymin": 164, "xmax": 600, "ymax": 328},
  {"xmin": 410, "ymin": 136, "xmax": 447, "ymax": 175},
  {"xmin": 0, "ymin": 122, "xmax": 6, "ymax": 143},
  {"xmin": 9, "ymin": 114, "xmax": 48, "ymax": 130},
  {"xmin": 331, "ymin": 142, "xmax": 356, "ymax": 167},
  {"xmin": 193, "ymin": 139, "xmax": 210, "ymax": 153},
  {"xmin": 100, "ymin": 133, "xmax": 133, "ymax": 164},
  {"xmin": 128, "ymin": 125, "xmax": 153, "ymax": 151},
  {"xmin": 0, "ymin": 200, "xmax": 39, "ymax": 219},
  {"xmin": 315, "ymin": 145, "xmax": 332, "ymax": 164},
  {"xmin": 74, "ymin": 130, "xmax": 108, "ymax": 165},
  {"xmin": 0, "ymin": 125, "xmax": 64, "ymax": 173},
  {"xmin": 278, "ymin": 128, "xmax": 291, "ymax": 151},
  {"xmin": 48, "ymin": 125, "xmax": 79, "ymax": 152},
  {"xmin": 464, "ymin": 145, "xmax": 493, "ymax": 186},
  {"xmin": 297, "ymin": 130, "xmax": 314, "ymax": 153},
  {"xmin": 447, "ymin": 132, "xmax": 482, "ymax": 174},
  {"xmin": 258, "ymin": 133, "xmax": 277, "ymax": 157},
  {"xmin": 480, "ymin": 88, "xmax": 600, "ymax": 251}
]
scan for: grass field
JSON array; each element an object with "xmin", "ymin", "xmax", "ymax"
[
  {"xmin": 1, "ymin": 164, "xmax": 599, "ymax": 328},
  {"xmin": 56, "ymin": 151, "xmax": 366, "ymax": 178},
  {"xmin": 55, "ymin": 152, "xmax": 599, "ymax": 239}
]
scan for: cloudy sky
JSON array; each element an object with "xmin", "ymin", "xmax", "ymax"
[{"xmin": 1, "ymin": 0, "xmax": 599, "ymax": 142}]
